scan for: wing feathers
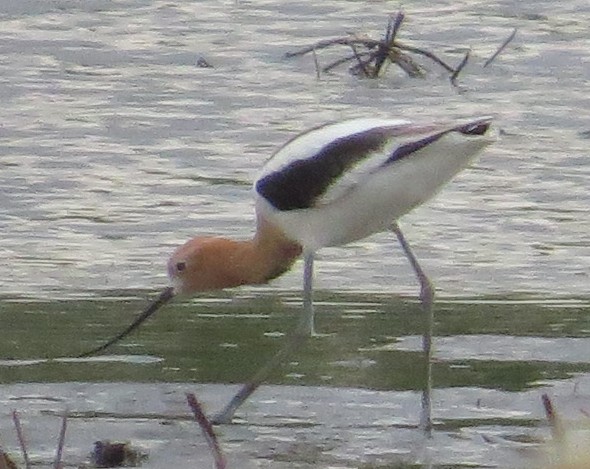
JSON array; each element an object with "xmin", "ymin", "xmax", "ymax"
[
  {"xmin": 256, "ymin": 118, "xmax": 491, "ymax": 212},
  {"xmin": 256, "ymin": 125, "xmax": 401, "ymax": 211}
]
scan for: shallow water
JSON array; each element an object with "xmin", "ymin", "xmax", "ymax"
[
  {"xmin": 2, "ymin": 294, "xmax": 590, "ymax": 468},
  {"xmin": 1, "ymin": 0, "xmax": 589, "ymax": 467}
]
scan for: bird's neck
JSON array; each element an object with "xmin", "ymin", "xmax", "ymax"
[{"xmin": 222, "ymin": 221, "xmax": 302, "ymax": 287}]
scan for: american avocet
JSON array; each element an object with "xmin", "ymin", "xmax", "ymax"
[{"xmin": 79, "ymin": 116, "xmax": 494, "ymax": 429}]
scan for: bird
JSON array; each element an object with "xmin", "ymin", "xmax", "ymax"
[{"xmin": 78, "ymin": 116, "xmax": 494, "ymax": 430}]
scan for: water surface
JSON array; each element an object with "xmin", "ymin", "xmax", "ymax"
[{"xmin": 1, "ymin": 0, "xmax": 589, "ymax": 467}]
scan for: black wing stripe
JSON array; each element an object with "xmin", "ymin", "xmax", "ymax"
[
  {"xmin": 257, "ymin": 126, "xmax": 400, "ymax": 211},
  {"xmin": 381, "ymin": 132, "xmax": 445, "ymax": 167},
  {"xmin": 257, "ymin": 119, "xmax": 492, "ymax": 212},
  {"xmin": 380, "ymin": 119, "xmax": 492, "ymax": 168}
]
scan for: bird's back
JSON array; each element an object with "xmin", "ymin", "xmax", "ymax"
[{"xmin": 255, "ymin": 117, "xmax": 493, "ymax": 250}]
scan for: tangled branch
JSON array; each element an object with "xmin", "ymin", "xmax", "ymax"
[{"xmin": 285, "ymin": 12, "xmax": 516, "ymax": 86}]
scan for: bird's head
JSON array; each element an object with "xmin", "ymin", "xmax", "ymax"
[
  {"xmin": 77, "ymin": 235, "xmax": 245, "ymax": 358},
  {"xmin": 77, "ymin": 229, "xmax": 293, "ymax": 358},
  {"xmin": 167, "ymin": 236, "xmax": 245, "ymax": 295}
]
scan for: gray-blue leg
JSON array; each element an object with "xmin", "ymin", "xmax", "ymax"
[
  {"xmin": 299, "ymin": 251, "xmax": 315, "ymax": 335},
  {"xmin": 212, "ymin": 252, "xmax": 315, "ymax": 424},
  {"xmin": 391, "ymin": 222, "xmax": 434, "ymax": 435}
]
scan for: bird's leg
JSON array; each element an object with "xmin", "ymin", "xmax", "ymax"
[
  {"xmin": 299, "ymin": 251, "xmax": 315, "ymax": 335},
  {"xmin": 211, "ymin": 252, "xmax": 315, "ymax": 424},
  {"xmin": 391, "ymin": 222, "xmax": 434, "ymax": 435}
]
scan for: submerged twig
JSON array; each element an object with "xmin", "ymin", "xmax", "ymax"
[
  {"xmin": 388, "ymin": 11, "xmax": 405, "ymax": 42},
  {"xmin": 349, "ymin": 43, "xmax": 372, "ymax": 77},
  {"xmin": 285, "ymin": 36, "xmax": 382, "ymax": 58},
  {"xmin": 323, "ymin": 51, "xmax": 369, "ymax": 72},
  {"xmin": 389, "ymin": 49, "xmax": 424, "ymax": 77},
  {"xmin": 186, "ymin": 393, "xmax": 227, "ymax": 469},
  {"xmin": 484, "ymin": 28, "xmax": 517, "ymax": 67},
  {"xmin": 373, "ymin": 12, "xmax": 405, "ymax": 76},
  {"xmin": 450, "ymin": 50, "xmax": 471, "ymax": 85},
  {"xmin": 395, "ymin": 43, "xmax": 455, "ymax": 72},
  {"xmin": 286, "ymin": 12, "xmax": 516, "ymax": 83},
  {"xmin": 285, "ymin": 13, "xmax": 455, "ymax": 80},
  {"xmin": 12, "ymin": 411, "xmax": 32, "ymax": 469}
]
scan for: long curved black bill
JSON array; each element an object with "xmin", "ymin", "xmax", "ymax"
[{"xmin": 77, "ymin": 286, "xmax": 175, "ymax": 358}]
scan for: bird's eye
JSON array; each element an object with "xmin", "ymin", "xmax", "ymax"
[{"xmin": 176, "ymin": 261, "xmax": 186, "ymax": 272}]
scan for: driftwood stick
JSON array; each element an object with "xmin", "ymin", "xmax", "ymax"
[
  {"xmin": 12, "ymin": 411, "xmax": 32, "ymax": 469},
  {"xmin": 186, "ymin": 393, "xmax": 227, "ymax": 469},
  {"xmin": 389, "ymin": 49, "xmax": 424, "ymax": 77},
  {"xmin": 388, "ymin": 11, "xmax": 405, "ymax": 43},
  {"xmin": 323, "ymin": 51, "xmax": 370, "ymax": 72},
  {"xmin": 349, "ymin": 43, "xmax": 372, "ymax": 77},
  {"xmin": 395, "ymin": 43, "xmax": 455, "ymax": 72},
  {"xmin": 374, "ymin": 12, "xmax": 405, "ymax": 75},
  {"xmin": 286, "ymin": 36, "xmax": 455, "ymax": 76},
  {"xmin": 284, "ymin": 37, "xmax": 382, "ymax": 58},
  {"xmin": 383, "ymin": 14, "xmax": 395, "ymax": 44},
  {"xmin": 484, "ymin": 28, "xmax": 517, "ymax": 68},
  {"xmin": 284, "ymin": 13, "xmax": 508, "ymax": 80}
]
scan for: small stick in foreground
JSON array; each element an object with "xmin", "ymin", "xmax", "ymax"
[
  {"xmin": 542, "ymin": 393, "xmax": 564, "ymax": 441},
  {"xmin": 186, "ymin": 393, "xmax": 227, "ymax": 469},
  {"xmin": 12, "ymin": 411, "xmax": 32, "ymax": 469},
  {"xmin": 53, "ymin": 412, "xmax": 68, "ymax": 469}
]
